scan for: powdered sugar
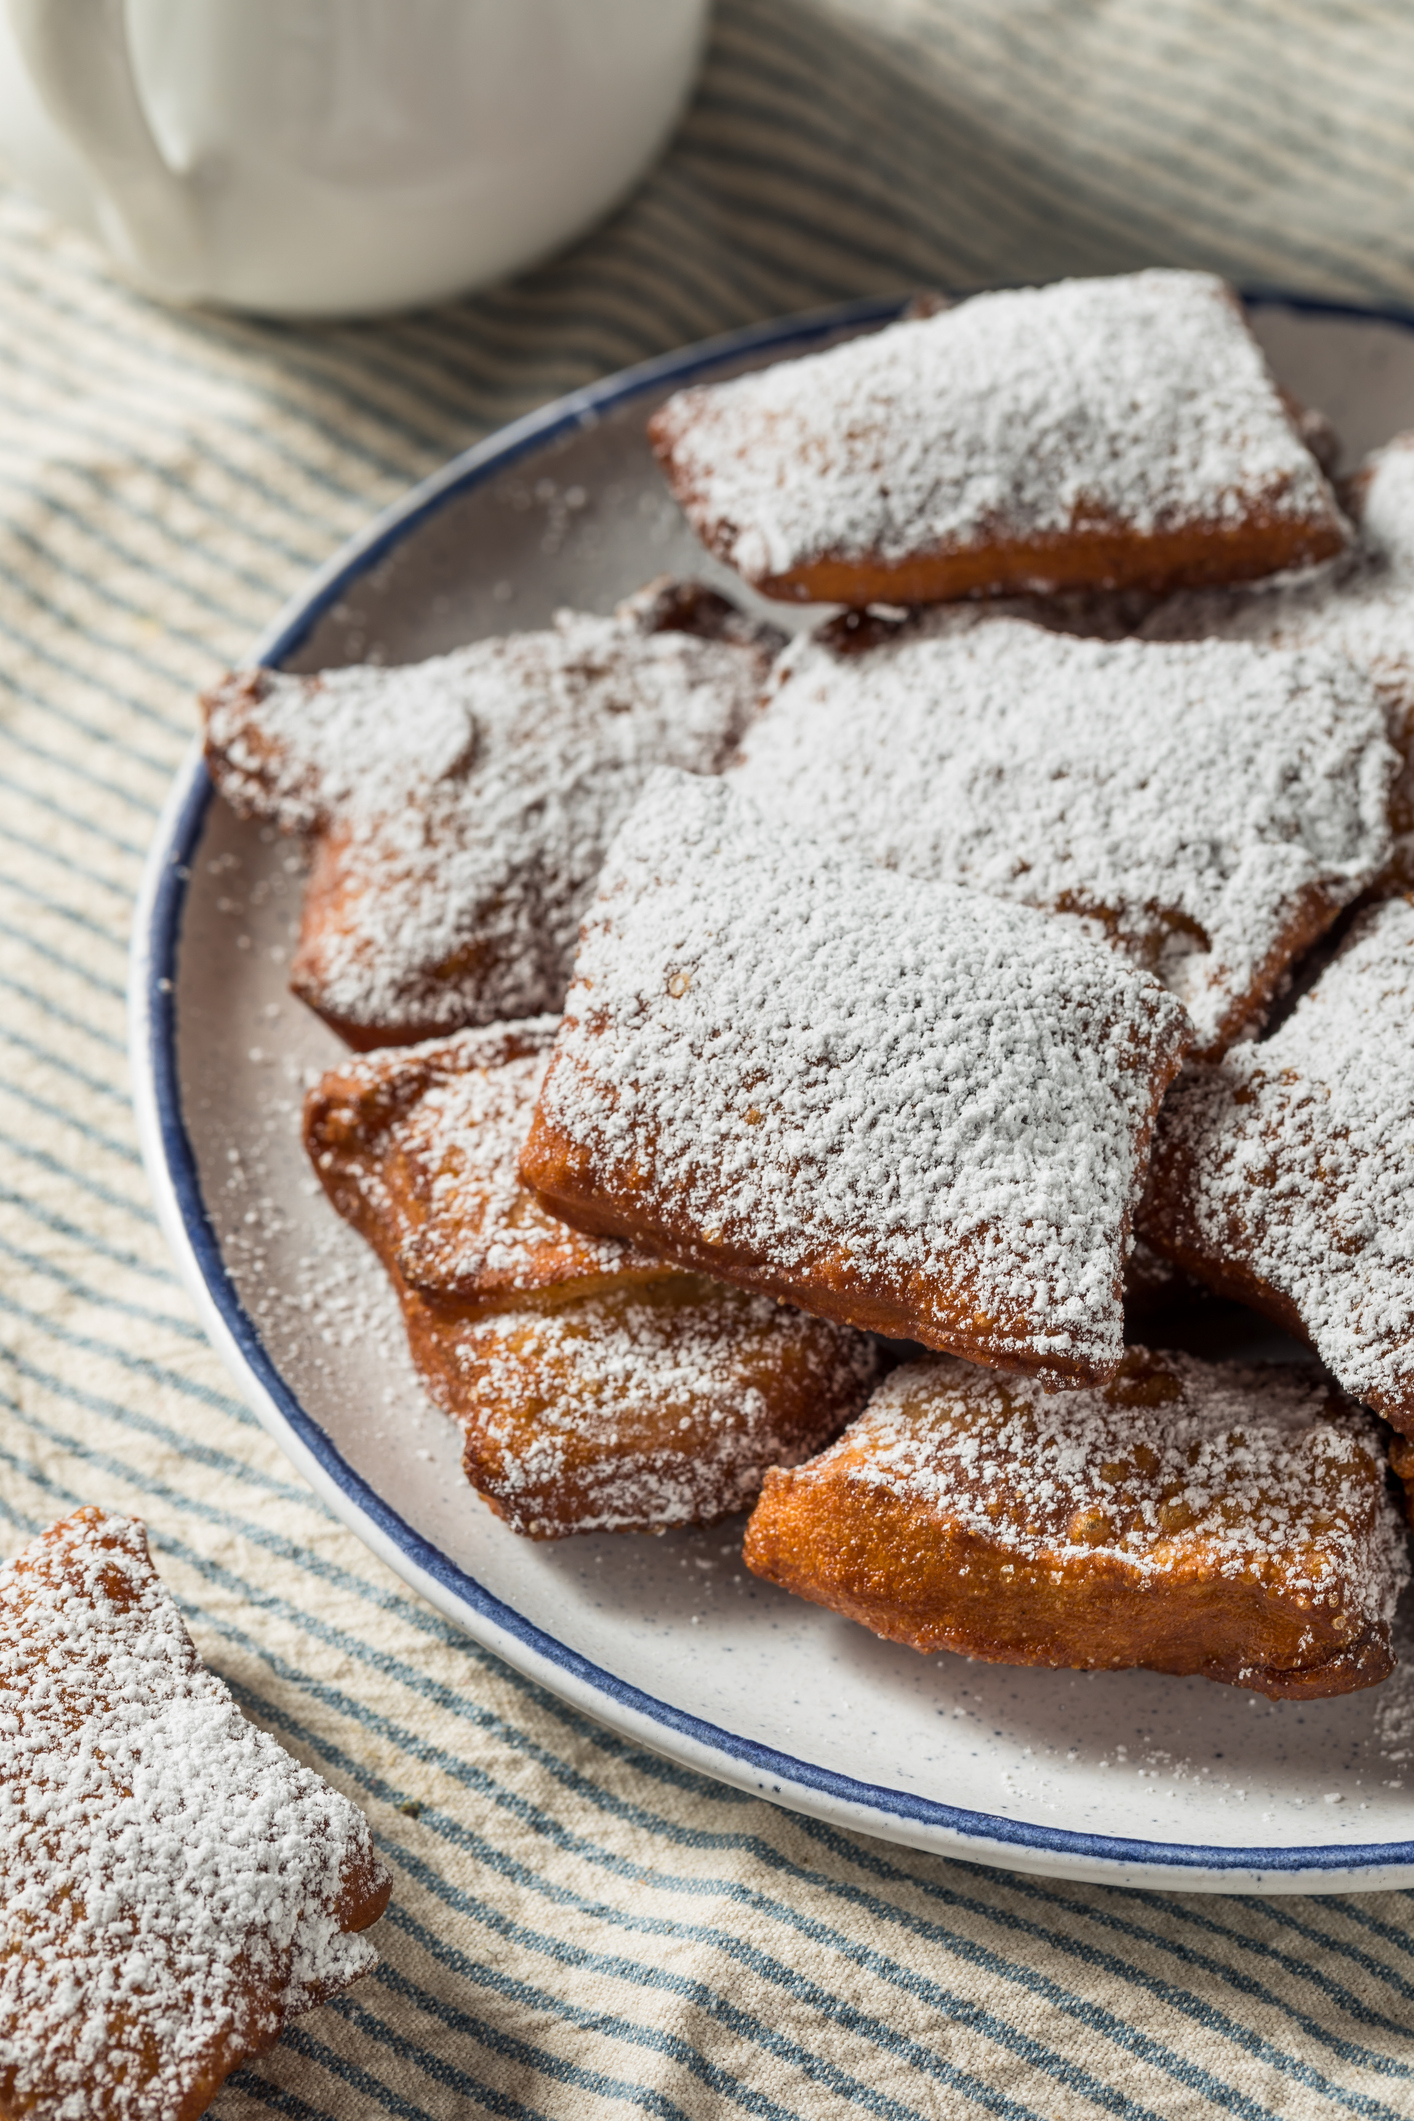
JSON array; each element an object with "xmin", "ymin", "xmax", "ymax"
[
  {"xmin": 839, "ymin": 1351, "xmax": 1403, "ymax": 1610},
  {"xmin": 203, "ymin": 585, "xmax": 774, "ymax": 1042},
  {"xmin": 306, "ymin": 1018, "xmax": 665, "ymax": 1305},
  {"xmin": 1142, "ymin": 434, "xmax": 1414, "ymax": 714},
  {"xmin": 0, "ymin": 1508, "xmax": 385, "ymax": 2121},
  {"xmin": 731, "ymin": 616, "xmax": 1394, "ymax": 1055},
  {"xmin": 529, "ymin": 769, "xmax": 1192, "ymax": 1379},
  {"xmin": 445, "ymin": 1279, "xmax": 879, "ymax": 1538},
  {"xmin": 651, "ymin": 271, "xmax": 1344, "ymax": 593},
  {"xmin": 1142, "ymin": 433, "xmax": 1414, "ymax": 868},
  {"xmin": 1144, "ymin": 893, "xmax": 1414, "ymax": 1430}
]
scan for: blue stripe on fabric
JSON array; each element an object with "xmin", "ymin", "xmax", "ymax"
[
  {"xmin": 0, "ymin": 527, "xmax": 242, "ymax": 675},
  {"xmin": 0, "ymin": 771, "xmax": 147, "ymax": 861},
  {"xmin": 284, "ymin": 2023, "xmax": 535, "ymax": 2121},
  {"xmin": 0, "ymin": 503, "xmax": 257, "ymax": 637},
  {"xmin": 0, "ymin": 259, "xmax": 425, "ymax": 490},
  {"xmin": 0, "ymin": 1183, "xmax": 167, "ymax": 1278},
  {"xmin": 0, "ymin": 666, "xmax": 177, "ymax": 777},
  {"xmin": 0, "ymin": 1347, "xmax": 288, "ymax": 1474},
  {"xmin": 0, "ymin": 1023, "xmax": 130, "ymax": 1105},
  {"xmin": 777, "ymin": 1816, "xmax": 1414, "ymax": 2090},
  {"xmin": 0, "ymin": 611, "xmax": 189, "ymax": 743},
  {"xmin": 0, "ymin": 1229, "xmax": 201, "ymax": 1341},
  {"xmin": 0, "ymin": 819, "xmax": 136, "ymax": 903},
  {"xmin": 217, "ymin": 2077, "xmax": 343, "ymax": 2121},
  {"xmin": 0, "ymin": 1132, "xmax": 149, "ymax": 1220},
  {"xmin": 0, "ymin": 462, "xmax": 292, "ymax": 612},
  {"xmin": 0, "ymin": 972, "xmax": 127, "ymax": 1054},
  {"xmin": 0, "ymin": 1318, "xmax": 260, "ymax": 1446},
  {"xmin": 370, "ymin": 1939, "xmax": 792, "ymax": 2121},
  {"xmin": 207, "ymin": 1663, "xmax": 1215, "ymax": 2121},
  {"xmin": 374, "ymin": 1840, "xmax": 1169, "ymax": 2121},
  {"xmin": 0, "ymin": 573, "xmax": 206, "ymax": 707},
  {"xmin": 0, "ymin": 919, "xmax": 127, "ymax": 1000},
  {"xmin": 331, "ymin": 1990, "xmax": 704, "ymax": 2121},
  {"xmin": 992, "ymin": 1856, "xmax": 1414, "ymax": 2048},
  {"xmin": 0, "ymin": 1498, "xmax": 43, "ymax": 1544},
  {"xmin": 0, "ymin": 1077, "xmax": 140, "ymax": 1165},
  {"xmin": 0, "ymin": 867, "xmax": 129, "ymax": 948},
  {"xmin": 0, "ymin": 386, "xmax": 335, "ymax": 565}
]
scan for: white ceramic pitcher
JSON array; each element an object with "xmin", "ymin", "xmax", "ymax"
[{"xmin": 0, "ymin": 0, "xmax": 708, "ymax": 317}]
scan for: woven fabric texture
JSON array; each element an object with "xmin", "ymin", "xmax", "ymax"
[{"xmin": 4, "ymin": 3, "xmax": 1414, "ymax": 2116}]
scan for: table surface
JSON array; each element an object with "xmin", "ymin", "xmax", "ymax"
[{"xmin": 5, "ymin": 4, "xmax": 1414, "ymax": 2116}]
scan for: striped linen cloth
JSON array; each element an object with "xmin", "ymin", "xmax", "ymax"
[{"xmin": 4, "ymin": 3, "xmax": 1414, "ymax": 2115}]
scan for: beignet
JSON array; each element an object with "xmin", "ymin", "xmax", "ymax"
[
  {"xmin": 744, "ymin": 1348, "xmax": 1407, "ymax": 1698},
  {"xmin": 0, "ymin": 1507, "xmax": 390, "ymax": 2121},
  {"xmin": 305, "ymin": 1024, "xmax": 879, "ymax": 1536},
  {"xmin": 649, "ymin": 271, "xmax": 1348, "ymax": 607},
  {"xmin": 410, "ymin": 1276, "xmax": 880, "ymax": 1539},
  {"xmin": 304, "ymin": 1016, "xmax": 672, "ymax": 1318},
  {"xmin": 1142, "ymin": 434, "xmax": 1414, "ymax": 886},
  {"xmin": 520, "ymin": 770, "xmax": 1192, "ymax": 1384},
  {"xmin": 203, "ymin": 580, "xmax": 777, "ymax": 1048},
  {"xmin": 730, "ymin": 616, "xmax": 1394, "ymax": 1057},
  {"xmin": 1141, "ymin": 892, "xmax": 1414, "ymax": 1438}
]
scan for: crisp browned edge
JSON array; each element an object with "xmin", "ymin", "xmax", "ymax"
[
  {"xmin": 742, "ymin": 1444, "xmax": 1395, "ymax": 1701},
  {"xmin": 520, "ymin": 995, "xmax": 1191, "ymax": 1387}
]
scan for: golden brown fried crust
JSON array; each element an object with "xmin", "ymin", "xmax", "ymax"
[
  {"xmin": 521, "ymin": 1107, "xmax": 1113, "ymax": 1378},
  {"xmin": 1388, "ymin": 1432, "xmax": 1414, "ymax": 1527},
  {"xmin": 406, "ymin": 1276, "xmax": 881, "ymax": 1539},
  {"xmin": 304, "ymin": 1029, "xmax": 880, "ymax": 1537},
  {"xmin": 743, "ymin": 1349, "xmax": 1404, "ymax": 1698},
  {"xmin": 645, "ymin": 490, "xmax": 1349, "ymax": 611},
  {"xmin": 303, "ymin": 1022, "xmax": 671, "ymax": 1319}
]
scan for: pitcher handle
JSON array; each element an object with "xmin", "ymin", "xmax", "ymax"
[{"xmin": 6, "ymin": 0, "xmax": 203, "ymax": 295}]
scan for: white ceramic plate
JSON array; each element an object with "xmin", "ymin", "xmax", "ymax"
[{"xmin": 132, "ymin": 295, "xmax": 1414, "ymax": 1894}]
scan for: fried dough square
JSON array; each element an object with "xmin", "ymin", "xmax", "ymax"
[
  {"xmin": 649, "ymin": 271, "xmax": 1348, "ymax": 608},
  {"xmin": 730, "ymin": 615, "xmax": 1394, "ymax": 1057},
  {"xmin": 409, "ymin": 1276, "xmax": 880, "ymax": 1539},
  {"xmin": 304, "ymin": 1016, "xmax": 672, "ymax": 1318},
  {"xmin": 1143, "ymin": 433, "xmax": 1414, "ymax": 891},
  {"xmin": 0, "ymin": 1508, "xmax": 390, "ymax": 2121},
  {"xmin": 305, "ymin": 1022, "xmax": 879, "ymax": 1536},
  {"xmin": 1142, "ymin": 892, "xmax": 1414, "ymax": 1437},
  {"xmin": 203, "ymin": 580, "xmax": 777, "ymax": 1048},
  {"xmin": 520, "ymin": 769, "xmax": 1192, "ymax": 1384},
  {"xmin": 744, "ymin": 1348, "xmax": 1407, "ymax": 1698}
]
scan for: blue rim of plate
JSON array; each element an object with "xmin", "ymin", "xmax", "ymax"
[{"xmin": 132, "ymin": 288, "xmax": 1414, "ymax": 1884}]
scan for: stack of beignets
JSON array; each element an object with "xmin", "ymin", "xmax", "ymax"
[
  {"xmin": 195, "ymin": 268, "xmax": 1414, "ymax": 1704},
  {"xmin": 305, "ymin": 1021, "xmax": 880, "ymax": 1537},
  {"xmin": 728, "ymin": 614, "xmax": 1395, "ymax": 1055},
  {"xmin": 520, "ymin": 769, "xmax": 1192, "ymax": 1384}
]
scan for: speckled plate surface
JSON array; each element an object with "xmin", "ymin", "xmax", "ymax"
[{"xmin": 132, "ymin": 294, "xmax": 1414, "ymax": 1893}]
